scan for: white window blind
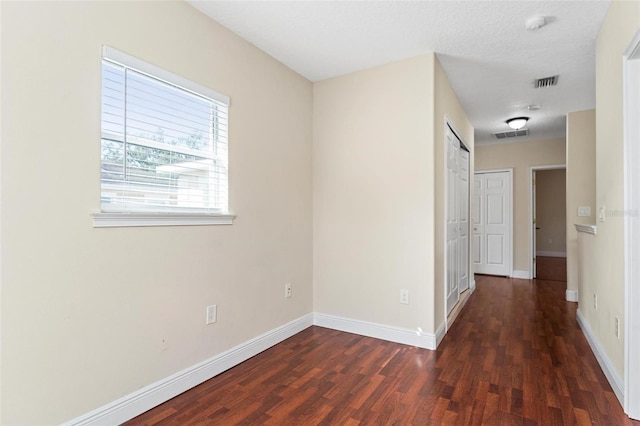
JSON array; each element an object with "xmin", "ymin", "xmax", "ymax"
[{"xmin": 100, "ymin": 46, "xmax": 230, "ymax": 215}]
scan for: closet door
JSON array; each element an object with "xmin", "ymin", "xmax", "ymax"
[
  {"xmin": 445, "ymin": 127, "xmax": 460, "ymax": 315},
  {"xmin": 458, "ymin": 149, "xmax": 470, "ymax": 292},
  {"xmin": 446, "ymin": 125, "xmax": 470, "ymax": 315}
]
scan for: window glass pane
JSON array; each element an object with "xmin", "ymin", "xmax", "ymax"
[
  {"xmin": 126, "ymin": 70, "xmax": 213, "ymax": 154},
  {"xmin": 101, "ymin": 139, "xmax": 125, "ymax": 182},
  {"xmin": 101, "ymin": 62, "xmax": 125, "ymax": 138},
  {"xmin": 100, "ymin": 52, "xmax": 228, "ymax": 214}
]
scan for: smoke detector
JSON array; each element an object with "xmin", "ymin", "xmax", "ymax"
[{"xmin": 526, "ymin": 16, "xmax": 547, "ymax": 31}]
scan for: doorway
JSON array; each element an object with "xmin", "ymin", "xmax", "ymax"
[
  {"xmin": 533, "ymin": 168, "xmax": 567, "ymax": 281},
  {"xmin": 529, "ymin": 165, "xmax": 566, "ymax": 280}
]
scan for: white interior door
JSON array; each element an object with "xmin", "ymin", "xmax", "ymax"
[
  {"xmin": 446, "ymin": 125, "xmax": 470, "ymax": 315},
  {"xmin": 532, "ymin": 171, "xmax": 537, "ymax": 278},
  {"xmin": 623, "ymin": 30, "xmax": 640, "ymax": 419},
  {"xmin": 458, "ymin": 149, "xmax": 470, "ymax": 292},
  {"xmin": 446, "ymin": 127, "xmax": 460, "ymax": 314},
  {"xmin": 473, "ymin": 171, "xmax": 512, "ymax": 276}
]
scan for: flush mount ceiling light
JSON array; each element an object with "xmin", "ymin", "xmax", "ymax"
[
  {"xmin": 506, "ymin": 117, "xmax": 529, "ymax": 130},
  {"xmin": 526, "ymin": 16, "xmax": 547, "ymax": 31}
]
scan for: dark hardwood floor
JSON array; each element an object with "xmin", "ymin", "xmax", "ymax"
[
  {"xmin": 536, "ymin": 256, "xmax": 567, "ymax": 282},
  {"xmin": 126, "ymin": 275, "xmax": 638, "ymax": 425}
]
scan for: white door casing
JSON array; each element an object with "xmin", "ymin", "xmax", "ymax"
[
  {"xmin": 528, "ymin": 165, "xmax": 565, "ymax": 280},
  {"xmin": 623, "ymin": 28, "xmax": 640, "ymax": 420},
  {"xmin": 473, "ymin": 170, "xmax": 512, "ymax": 276},
  {"xmin": 532, "ymin": 171, "xmax": 537, "ymax": 278}
]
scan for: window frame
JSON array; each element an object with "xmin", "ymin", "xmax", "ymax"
[{"xmin": 93, "ymin": 46, "xmax": 234, "ymax": 228}]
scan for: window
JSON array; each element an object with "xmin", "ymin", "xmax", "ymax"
[{"xmin": 95, "ymin": 46, "xmax": 233, "ymax": 227}]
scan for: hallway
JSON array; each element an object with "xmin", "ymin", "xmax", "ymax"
[
  {"xmin": 536, "ymin": 256, "xmax": 567, "ymax": 282},
  {"xmin": 127, "ymin": 276, "xmax": 637, "ymax": 425}
]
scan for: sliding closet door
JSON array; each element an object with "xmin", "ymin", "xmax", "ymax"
[
  {"xmin": 446, "ymin": 125, "xmax": 470, "ymax": 316},
  {"xmin": 446, "ymin": 127, "xmax": 460, "ymax": 314},
  {"xmin": 458, "ymin": 149, "xmax": 470, "ymax": 292}
]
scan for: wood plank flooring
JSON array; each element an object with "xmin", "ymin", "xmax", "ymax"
[
  {"xmin": 126, "ymin": 275, "xmax": 638, "ymax": 425},
  {"xmin": 536, "ymin": 256, "xmax": 567, "ymax": 282}
]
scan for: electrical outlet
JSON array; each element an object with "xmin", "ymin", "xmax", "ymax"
[
  {"xmin": 206, "ymin": 305, "xmax": 217, "ymax": 325},
  {"xmin": 594, "ymin": 294, "xmax": 598, "ymax": 311},
  {"xmin": 599, "ymin": 205, "xmax": 606, "ymax": 222},
  {"xmin": 615, "ymin": 316, "xmax": 620, "ymax": 338},
  {"xmin": 285, "ymin": 283, "xmax": 292, "ymax": 299},
  {"xmin": 578, "ymin": 206, "xmax": 591, "ymax": 217},
  {"xmin": 400, "ymin": 289, "xmax": 410, "ymax": 305}
]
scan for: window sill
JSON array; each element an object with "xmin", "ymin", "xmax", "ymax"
[{"xmin": 92, "ymin": 212, "xmax": 235, "ymax": 228}]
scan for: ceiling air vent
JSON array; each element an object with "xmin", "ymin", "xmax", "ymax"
[
  {"xmin": 534, "ymin": 75, "xmax": 559, "ymax": 88},
  {"xmin": 493, "ymin": 129, "xmax": 529, "ymax": 139}
]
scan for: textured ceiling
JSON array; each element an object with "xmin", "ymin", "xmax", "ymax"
[{"xmin": 187, "ymin": 0, "xmax": 610, "ymax": 145}]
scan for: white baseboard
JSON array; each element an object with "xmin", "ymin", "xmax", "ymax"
[
  {"xmin": 313, "ymin": 313, "xmax": 436, "ymax": 350},
  {"xmin": 445, "ymin": 286, "xmax": 473, "ymax": 334},
  {"xmin": 511, "ymin": 270, "xmax": 531, "ymax": 279},
  {"xmin": 63, "ymin": 314, "xmax": 314, "ymax": 426},
  {"xmin": 566, "ymin": 289, "xmax": 579, "ymax": 302},
  {"xmin": 65, "ymin": 310, "xmax": 454, "ymax": 425},
  {"xmin": 435, "ymin": 321, "xmax": 447, "ymax": 347},
  {"xmin": 576, "ymin": 309, "xmax": 624, "ymax": 405},
  {"xmin": 536, "ymin": 251, "xmax": 567, "ymax": 258},
  {"xmin": 470, "ymin": 279, "xmax": 477, "ymax": 291}
]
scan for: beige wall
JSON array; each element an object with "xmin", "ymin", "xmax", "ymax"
[
  {"xmin": 475, "ymin": 138, "xmax": 566, "ymax": 274},
  {"xmin": 535, "ymin": 169, "xmax": 567, "ymax": 254},
  {"xmin": 566, "ymin": 109, "xmax": 596, "ymax": 295},
  {"xmin": 1, "ymin": 2, "xmax": 313, "ymax": 424},
  {"xmin": 433, "ymin": 56, "xmax": 474, "ymax": 327},
  {"xmin": 313, "ymin": 55, "xmax": 436, "ymax": 332},
  {"xmin": 581, "ymin": 0, "xmax": 640, "ymax": 377},
  {"xmin": 313, "ymin": 54, "xmax": 473, "ymax": 336}
]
